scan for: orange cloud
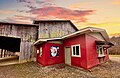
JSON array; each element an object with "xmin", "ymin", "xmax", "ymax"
[
  {"xmin": 112, "ymin": 0, "xmax": 120, "ymax": 5},
  {"xmin": 6, "ymin": 16, "xmax": 32, "ymax": 24},
  {"xmin": 13, "ymin": 15, "xmax": 33, "ymax": 20},
  {"xmin": 69, "ymin": 2, "xmax": 91, "ymax": 9},
  {"xmin": 5, "ymin": 15, "xmax": 34, "ymax": 24},
  {"xmin": 0, "ymin": 10, "xmax": 16, "ymax": 14}
]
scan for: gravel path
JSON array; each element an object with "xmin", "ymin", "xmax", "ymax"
[{"xmin": 0, "ymin": 62, "xmax": 94, "ymax": 78}]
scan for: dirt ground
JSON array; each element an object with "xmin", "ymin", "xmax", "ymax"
[{"xmin": 0, "ymin": 56, "xmax": 120, "ymax": 78}]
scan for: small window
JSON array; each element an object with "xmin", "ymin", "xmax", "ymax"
[
  {"xmin": 71, "ymin": 44, "xmax": 81, "ymax": 57},
  {"xmin": 97, "ymin": 45, "xmax": 105, "ymax": 57},
  {"xmin": 40, "ymin": 47, "xmax": 42, "ymax": 56}
]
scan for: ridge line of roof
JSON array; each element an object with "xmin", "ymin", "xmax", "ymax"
[{"xmin": 0, "ymin": 22, "xmax": 38, "ymax": 26}]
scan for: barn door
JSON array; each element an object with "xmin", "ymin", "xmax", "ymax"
[{"xmin": 65, "ymin": 47, "xmax": 71, "ymax": 65}]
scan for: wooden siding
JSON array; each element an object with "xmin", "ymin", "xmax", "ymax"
[
  {"xmin": 38, "ymin": 22, "xmax": 77, "ymax": 38},
  {"xmin": 0, "ymin": 24, "xmax": 38, "ymax": 61}
]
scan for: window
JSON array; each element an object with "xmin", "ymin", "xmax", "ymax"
[
  {"xmin": 40, "ymin": 47, "xmax": 42, "ymax": 56},
  {"xmin": 97, "ymin": 45, "xmax": 105, "ymax": 57},
  {"xmin": 71, "ymin": 44, "xmax": 81, "ymax": 57}
]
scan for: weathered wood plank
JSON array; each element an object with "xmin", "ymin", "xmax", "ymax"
[
  {"xmin": 0, "ymin": 23, "xmax": 38, "ymax": 61},
  {"xmin": 38, "ymin": 22, "xmax": 76, "ymax": 38}
]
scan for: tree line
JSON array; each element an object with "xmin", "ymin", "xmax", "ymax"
[{"xmin": 109, "ymin": 36, "xmax": 120, "ymax": 55}]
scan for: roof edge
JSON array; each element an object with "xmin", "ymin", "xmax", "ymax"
[{"xmin": 0, "ymin": 22, "xmax": 38, "ymax": 26}]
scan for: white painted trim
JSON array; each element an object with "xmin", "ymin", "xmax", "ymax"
[
  {"xmin": 71, "ymin": 44, "xmax": 81, "ymax": 57},
  {"xmin": 97, "ymin": 45, "xmax": 105, "ymax": 57},
  {"xmin": 62, "ymin": 28, "xmax": 91, "ymax": 39},
  {"xmin": 34, "ymin": 38, "xmax": 62, "ymax": 45}
]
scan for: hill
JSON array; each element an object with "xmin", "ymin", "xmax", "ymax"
[{"xmin": 109, "ymin": 36, "xmax": 120, "ymax": 55}]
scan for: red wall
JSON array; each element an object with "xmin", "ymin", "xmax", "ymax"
[
  {"xmin": 85, "ymin": 34, "xmax": 99, "ymax": 69},
  {"xmin": 36, "ymin": 33, "xmax": 109, "ymax": 69},
  {"xmin": 86, "ymin": 34, "xmax": 109, "ymax": 69},
  {"xmin": 36, "ymin": 43, "xmax": 46, "ymax": 65},
  {"xmin": 37, "ymin": 43, "xmax": 64, "ymax": 66},
  {"xmin": 63, "ymin": 34, "xmax": 87, "ymax": 69}
]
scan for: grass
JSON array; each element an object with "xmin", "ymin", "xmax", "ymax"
[{"xmin": 109, "ymin": 55, "xmax": 120, "ymax": 57}]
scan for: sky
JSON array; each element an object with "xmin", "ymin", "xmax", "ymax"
[{"xmin": 0, "ymin": 0, "xmax": 120, "ymax": 36}]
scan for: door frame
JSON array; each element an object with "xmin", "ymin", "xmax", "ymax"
[{"xmin": 64, "ymin": 46, "xmax": 71, "ymax": 65}]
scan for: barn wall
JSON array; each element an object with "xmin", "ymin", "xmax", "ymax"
[
  {"xmin": 38, "ymin": 22, "xmax": 77, "ymax": 38},
  {"xmin": 0, "ymin": 24, "xmax": 38, "ymax": 61}
]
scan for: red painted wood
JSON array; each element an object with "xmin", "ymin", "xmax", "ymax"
[
  {"xmin": 37, "ymin": 43, "xmax": 64, "ymax": 66},
  {"xmin": 63, "ymin": 34, "xmax": 87, "ymax": 69},
  {"xmin": 86, "ymin": 34, "xmax": 109, "ymax": 69},
  {"xmin": 85, "ymin": 34, "xmax": 100, "ymax": 69},
  {"xmin": 37, "ymin": 43, "xmax": 46, "ymax": 66},
  {"xmin": 36, "ymin": 34, "xmax": 109, "ymax": 70}
]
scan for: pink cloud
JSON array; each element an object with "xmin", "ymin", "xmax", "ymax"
[{"xmin": 29, "ymin": 6, "xmax": 94, "ymax": 22}]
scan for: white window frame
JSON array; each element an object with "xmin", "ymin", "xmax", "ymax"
[
  {"xmin": 71, "ymin": 44, "xmax": 81, "ymax": 57},
  {"xmin": 97, "ymin": 45, "xmax": 105, "ymax": 57}
]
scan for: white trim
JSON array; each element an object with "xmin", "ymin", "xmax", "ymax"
[
  {"xmin": 71, "ymin": 44, "xmax": 81, "ymax": 57},
  {"xmin": 34, "ymin": 38, "xmax": 62, "ymax": 45},
  {"xmin": 62, "ymin": 28, "xmax": 91, "ymax": 39}
]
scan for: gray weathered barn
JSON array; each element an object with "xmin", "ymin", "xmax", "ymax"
[{"xmin": 0, "ymin": 20, "xmax": 78, "ymax": 62}]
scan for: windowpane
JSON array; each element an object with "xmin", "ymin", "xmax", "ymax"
[
  {"xmin": 97, "ymin": 45, "xmax": 104, "ymax": 56},
  {"xmin": 73, "ymin": 46, "xmax": 75, "ymax": 55},
  {"xmin": 72, "ymin": 44, "xmax": 81, "ymax": 57},
  {"xmin": 76, "ymin": 46, "xmax": 79, "ymax": 55},
  {"xmin": 100, "ymin": 48, "xmax": 103, "ymax": 54}
]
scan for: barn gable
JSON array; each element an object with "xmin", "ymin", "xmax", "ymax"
[{"xmin": 33, "ymin": 20, "xmax": 78, "ymax": 38}]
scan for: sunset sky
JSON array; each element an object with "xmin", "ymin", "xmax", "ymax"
[{"xmin": 0, "ymin": 0, "xmax": 120, "ymax": 36}]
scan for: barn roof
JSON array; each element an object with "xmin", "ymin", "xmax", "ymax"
[
  {"xmin": 34, "ymin": 27, "xmax": 111, "ymax": 45},
  {"xmin": 33, "ymin": 20, "xmax": 79, "ymax": 31},
  {"xmin": 0, "ymin": 22, "xmax": 38, "ymax": 27}
]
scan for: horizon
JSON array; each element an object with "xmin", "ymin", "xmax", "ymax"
[{"xmin": 0, "ymin": 0, "xmax": 120, "ymax": 36}]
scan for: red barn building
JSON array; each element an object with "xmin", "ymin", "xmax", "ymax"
[{"xmin": 34, "ymin": 26, "xmax": 113, "ymax": 69}]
